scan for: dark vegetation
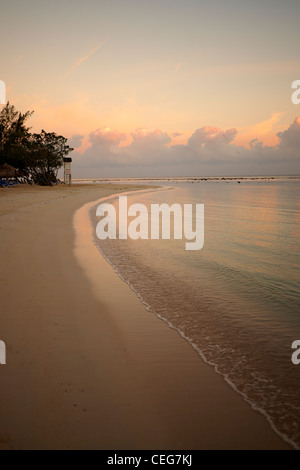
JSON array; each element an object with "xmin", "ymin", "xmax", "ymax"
[{"xmin": 0, "ymin": 103, "xmax": 73, "ymax": 185}]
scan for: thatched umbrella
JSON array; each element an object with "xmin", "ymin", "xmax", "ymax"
[{"xmin": 0, "ymin": 163, "xmax": 20, "ymax": 179}]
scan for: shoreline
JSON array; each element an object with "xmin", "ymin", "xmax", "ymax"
[
  {"xmin": 82, "ymin": 187, "xmax": 296, "ymax": 450},
  {"xmin": 0, "ymin": 183, "xmax": 291, "ymax": 449}
]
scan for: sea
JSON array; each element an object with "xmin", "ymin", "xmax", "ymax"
[{"xmin": 77, "ymin": 175, "xmax": 300, "ymax": 448}]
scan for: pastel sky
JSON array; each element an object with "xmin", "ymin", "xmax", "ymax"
[{"xmin": 1, "ymin": 0, "xmax": 300, "ymax": 176}]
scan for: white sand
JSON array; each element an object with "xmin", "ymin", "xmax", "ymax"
[{"xmin": 0, "ymin": 184, "xmax": 290, "ymax": 449}]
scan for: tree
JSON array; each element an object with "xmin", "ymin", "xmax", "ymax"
[
  {"xmin": 0, "ymin": 103, "xmax": 73, "ymax": 185},
  {"xmin": 0, "ymin": 102, "xmax": 33, "ymax": 169},
  {"xmin": 26, "ymin": 130, "xmax": 73, "ymax": 185}
]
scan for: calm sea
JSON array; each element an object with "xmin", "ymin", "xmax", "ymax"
[{"xmin": 87, "ymin": 176, "xmax": 300, "ymax": 448}]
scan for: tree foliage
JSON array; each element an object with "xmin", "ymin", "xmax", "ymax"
[{"xmin": 0, "ymin": 102, "xmax": 73, "ymax": 185}]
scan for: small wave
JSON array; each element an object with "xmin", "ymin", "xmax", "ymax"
[
  {"xmin": 88, "ymin": 219, "xmax": 298, "ymax": 449},
  {"xmin": 85, "ymin": 184, "xmax": 299, "ymax": 450}
]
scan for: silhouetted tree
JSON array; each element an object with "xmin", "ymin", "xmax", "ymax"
[
  {"xmin": 0, "ymin": 102, "xmax": 33, "ymax": 169},
  {"xmin": 26, "ymin": 130, "xmax": 72, "ymax": 185},
  {"xmin": 0, "ymin": 103, "xmax": 73, "ymax": 185}
]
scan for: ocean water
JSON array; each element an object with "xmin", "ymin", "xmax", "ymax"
[{"xmin": 89, "ymin": 177, "xmax": 300, "ymax": 448}]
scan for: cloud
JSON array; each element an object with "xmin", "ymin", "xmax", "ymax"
[
  {"xmin": 73, "ymin": 127, "xmax": 127, "ymax": 168},
  {"xmin": 63, "ymin": 42, "xmax": 104, "ymax": 79},
  {"xmin": 170, "ymin": 126, "xmax": 243, "ymax": 165},
  {"xmin": 276, "ymin": 117, "xmax": 300, "ymax": 157},
  {"xmin": 188, "ymin": 126, "xmax": 238, "ymax": 147},
  {"xmin": 74, "ymin": 43, "xmax": 103, "ymax": 68},
  {"xmin": 249, "ymin": 138, "xmax": 259, "ymax": 148},
  {"xmin": 89, "ymin": 127, "xmax": 126, "ymax": 147},
  {"xmin": 245, "ymin": 117, "xmax": 300, "ymax": 165},
  {"xmin": 71, "ymin": 118, "xmax": 300, "ymax": 177},
  {"xmin": 172, "ymin": 132, "xmax": 182, "ymax": 138},
  {"xmin": 68, "ymin": 134, "xmax": 84, "ymax": 149},
  {"xmin": 129, "ymin": 128, "xmax": 171, "ymax": 149},
  {"xmin": 253, "ymin": 112, "xmax": 284, "ymax": 135}
]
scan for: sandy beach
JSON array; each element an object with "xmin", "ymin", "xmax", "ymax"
[{"xmin": 0, "ymin": 183, "xmax": 290, "ymax": 450}]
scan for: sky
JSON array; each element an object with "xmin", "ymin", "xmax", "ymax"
[{"xmin": 1, "ymin": 0, "xmax": 300, "ymax": 176}]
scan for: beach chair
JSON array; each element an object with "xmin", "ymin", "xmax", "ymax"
[{"xmin": 0, "ymin": 179, "xmax": 18, "ymax": 188}]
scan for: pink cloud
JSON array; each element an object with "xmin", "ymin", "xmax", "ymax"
[
  {"xmin": 70, "ymin": 118, "xmax": 300, "ymax": 176},
  {"xmin": 188, "ymin": 126, "xmax": 238, "ymax": 147},
  {"xmin": 89, "ymin": 127, "xmax": 127, "ymax": 147},
  {"xmin": 276, "ymin": 117, "xmax": 300, "ymax": 155},
  {"xmin": 130, "ymin": 128, "xmax": 171, "ymax": 146}
]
